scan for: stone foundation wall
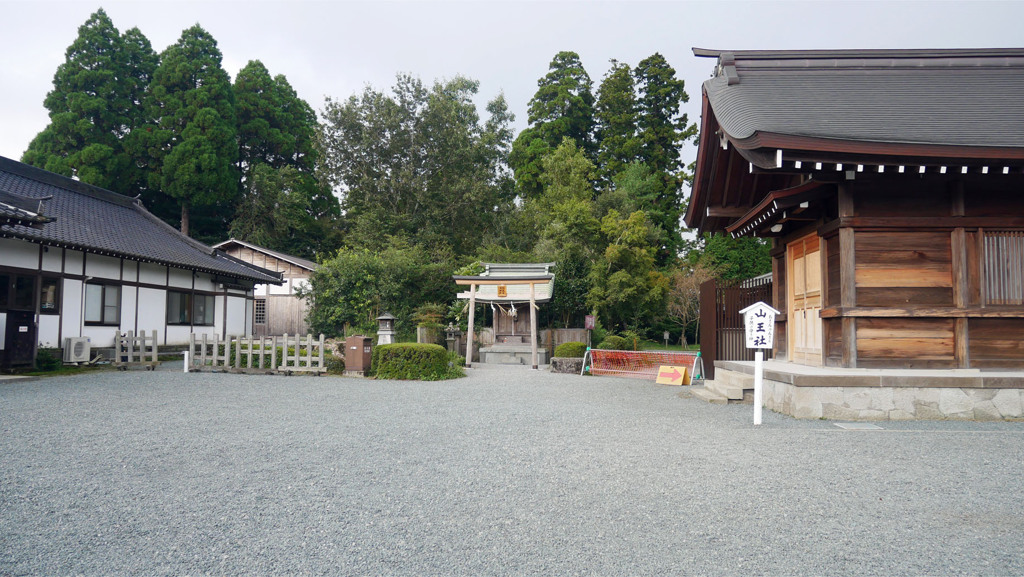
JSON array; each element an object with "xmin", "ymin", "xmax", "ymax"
[
  {"xmin": 550, "ymin": 357, "xmax": 584, "ymax": 374},
  {"xmin": 764, "ymin": 380, "xmax": 1024, "ymax": 421}
]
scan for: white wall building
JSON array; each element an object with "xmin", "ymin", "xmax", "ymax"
[{"xmin": 0, "ymin": 156, "xmax": 282, "ymax": 367}]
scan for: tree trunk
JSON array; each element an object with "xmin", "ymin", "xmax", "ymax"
[{"xmin": 180, "ymin": 202, "xmax": 190, "ymax": 236}]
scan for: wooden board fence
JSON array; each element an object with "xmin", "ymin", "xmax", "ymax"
[{"xmin": 187, "ymin": 333, "xmax": 326, "ymax": 374}]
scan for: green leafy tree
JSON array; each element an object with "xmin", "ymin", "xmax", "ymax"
[
  {"xmin": 142, "ymin": 24, "xmax": 238, "ymax": 239},
  {"xmin": 588, "ymin": 209, "xmax": 670, "ymax": 331},
  {"xmin": 301, "ymin": 240, "xmax": 456, "ymax": 338},
  {"xmin": 228, "ymin": 164, "xmax": 341, "ymax": 259},
  {"xmin": 687, "ymin": 233, "xmax": 772, "ymax": 281},
  {"xmin": 22, "ymin": 9, "xmax": 157, "ymax": 195},
  {"xmin": 594, "ymin": 60, "xmax": 640, "ymax": 187},
  {"xmin": 510, "ymin": 51, "xmax": 596, "ymax": 199},
  {"xmin": 319, "ymin": 74, "xmax": 513, "ymax": 256}
]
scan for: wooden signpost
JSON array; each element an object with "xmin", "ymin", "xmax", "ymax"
[{"xmin": 739, "ymin": 301, "xmax": 779, "ymax": 426}]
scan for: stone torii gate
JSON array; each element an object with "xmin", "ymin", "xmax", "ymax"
[{"xmin": 453, "ymin": 263, "xmax": 555, "ymax": 370}]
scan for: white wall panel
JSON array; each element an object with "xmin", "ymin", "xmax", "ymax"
[
  {"xmin": 61, "ymin": 279, "xmax": 83, "ymax": 339},
  {"xmin": 82, "ymin": 325, "xmax": 115, "ymax": 348},
  {"xmin": 41, "ymin": 247, "xmax": 62, "ymax": 272},
  {"xmin": 37, "ymin": 315, "xmax": 60, "ymax": 349},
  {"xmin": 165, "ymin": 325, "xmax": 194, "ymax": 346},
  {"xmin": 122, "ymin": 262, "xmax": 138, "ymax": 283},
  {"xmin": 64, "ymin": 250, "xmax": 84, "ymax": 276},
  {"xmin": 0, "ymin": 312, "xmax": 6, "ymax": 350},
  {"xmin": 0, "ymin": 238, "xmax": 40, "ymax": 269},
  {"xmin": 193, "ymin": 273, "xmax": 216, "ymax": 292},
  {"xmin": 224, "ymin": 295, "xmax": 247, "ymax": 337},
  {"xmin": 85, "ymin": 254, "xmax": 121, "ymax": 280},
  {"xmin": 167, "ymin": 268, "xmax": 192, "ymax": 289},
  {"xmin": 137, "ymin": 288, "xmax": 165, "ymax": 335},
  {"xmin": 139, "ymin": 262, "xmax": 165, "ymax": 285},
  {"xmin": 121, "ymin": 286, "xmax": 138, "ymax": 333}
]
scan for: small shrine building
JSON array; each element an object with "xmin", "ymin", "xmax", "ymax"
[{"xmin": 454, "ymin": 262, "xmax": 554, "ymax": 369}]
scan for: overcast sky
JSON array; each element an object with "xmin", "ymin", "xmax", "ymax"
[{"xmin": 3, "ymin": 0, "xmax": 1023, "ymax": 166}]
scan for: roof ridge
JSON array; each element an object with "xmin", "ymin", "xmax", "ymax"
[
  {"xmin": 0, "ymin": 155, "xmax": 137, "ymax": 208},
  {"xmin": 693, "ymin": 47, "xmax": 1024, "ymax": 60}
]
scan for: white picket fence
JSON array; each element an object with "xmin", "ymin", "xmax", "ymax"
[
  {"xmin": 187, "ymin": 333, "xmax": 326, "ymax": 374},
  {"xmin": 114, "ymin": 330, "xmax": 159, "ymax": 370}
]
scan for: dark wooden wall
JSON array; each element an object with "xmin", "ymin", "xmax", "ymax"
[{"xmin": 779, "ymin": 173, "xmax": 1024, "ymax": 369}]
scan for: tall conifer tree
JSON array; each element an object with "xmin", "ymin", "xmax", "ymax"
[
  {"xmin": 22, "ymin": 9, "xmax": 156, "ymax": 194},
  {"xmin": 143, "ymin": 25, "xmax": 238, "ymax": 239},
  {"xmin": 509, "ymin": 51, "xmax": 596, "ymax": 199}
]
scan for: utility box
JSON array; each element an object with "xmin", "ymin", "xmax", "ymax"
[{"xmin": 344, "ymin": 335, "xmax": 373, "ymax": 376}]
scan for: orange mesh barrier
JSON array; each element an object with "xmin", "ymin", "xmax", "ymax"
[{"xmin": 582, "ymin": 349, "xmax": 703, "ymax": 381}]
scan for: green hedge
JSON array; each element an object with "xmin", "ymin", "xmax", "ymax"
[
  {"xmin": 596, "ymin": 335, "xmax": 630, "ymax": 350},
  {"xmin": 371, "ymin": 343, "xmax": 465, "ymax": 380},
  {"xmin": 554, "ymin": 341, "xmax": 588, "ymax": 358}
]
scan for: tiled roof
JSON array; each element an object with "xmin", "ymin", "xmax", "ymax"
[
  {"xmin": 212, "ymin": 238, "xmax": 317, "ymax": 272},
  {"xmin": 0, "ymin": 156, "xmax": 282, "ymax": 284},
  {"xmin": 695, "ymin": 48, "xmax": 1024, "ymax": 151},
  {"xmin": 0, "ymin": 189, "xmax": 53, "ymax": 228}
]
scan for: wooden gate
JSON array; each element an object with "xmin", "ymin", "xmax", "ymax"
[{"xmin": 699, "ymin": 275, "xmax": 773, "ymax": 380}]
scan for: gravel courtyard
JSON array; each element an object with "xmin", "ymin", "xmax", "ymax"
[{"xmin": 2, "ymin": 364, "xmax": 1023, "ymax": 576}]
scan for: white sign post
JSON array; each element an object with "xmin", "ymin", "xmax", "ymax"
[{"xmin": 739, "ymin": 301, "xmax": 779, "ymax": 426}]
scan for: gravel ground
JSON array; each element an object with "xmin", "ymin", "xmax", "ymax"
[{"xmin": 2, "ymin": 363, "xmax": 1023, "ymax": 576}]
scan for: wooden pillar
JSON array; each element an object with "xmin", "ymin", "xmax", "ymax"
[
  {"xmin": 465, "ymin": 283, "xmax": 476, "ymax": 368},
  {"xmin": 530, "ymin": 282, "xmax": 538, "ymax": 369}
]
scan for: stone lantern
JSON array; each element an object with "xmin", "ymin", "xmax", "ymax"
[
  {"xmin": 445, "ymin": 322, "xmax": 462, "ymax": 353},
  {"xmin": 376, "ymin": 312, "xmax": 396, "ymax": 345}
]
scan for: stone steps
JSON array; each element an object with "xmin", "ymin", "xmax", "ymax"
[
  {"xmin": 691, "ymin": 386, "xmax": 728, "ymax": 405},
  {"xmin": 696, "ymin": 368, "xmax": 755, "ymax": 404}
]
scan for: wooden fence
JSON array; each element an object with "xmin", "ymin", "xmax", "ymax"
[
  {"xmin": 114, "ymin": 330, "xmax": 159, "ymax": 370},
  {"xmin": 187, "ymin": 333, "xmax": 326, "ymax": 374},
  {"xmin": 699, "ymin": 276, "xmax": 773, "ymax": 380}
]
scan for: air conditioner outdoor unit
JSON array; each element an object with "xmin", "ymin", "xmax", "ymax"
[{"xmin": 63, "ymin": 337, "xmax": 91, "ymax": 363}]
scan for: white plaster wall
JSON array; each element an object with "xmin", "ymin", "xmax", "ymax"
[
  {"xmin": 254, "ymin": 284, "xmax": 268, "ymax": 296},
  {"xmin": 38, "ymin": 315, "xmax": 60, "ymax": 348},
  {"xmin": 193, "ymin": 273, "xmax": 216, "ymax": 292},
  {"xmin": 122, "ymin": 262, "xmax": 138, "ymax": 283},
  {"xmin": 65, "ymin": 250, "xmax": 84, "ymax": 276},
  {"xmin": 0, "ymin": 312, "xmax": 6, "ymax": 349},
  {"xmin": 167, "ymin": 268, "xmax": 192, "ymax": 289},
  {"xmin": 137, "ymin": 288, "xmax": 165, "ymax": 341},
  {"xmin": 82, "ymin": 325, "xmax": 116, "ymax": 347},
  {"xmin": 41, "ymin": 247, "xmax": 62, "ymax": 272},
  {"xmin": 61, "ymin": 278, "xmax": 83, "ymax": 339},
  {"xmin": 268, "ymin": 282, "xmax": 291, "ymax": 295},
  {"xmin": 121, "ymin": 286, "xmax": 138, "ymax": 334},
  {"xmin": 139, "ymin": 262, "xmax": 165, "ymax": 285},
  {"xmin": 0, "ymin": 238, "xmax": 39, "ymax": 269},
  {"xmin": 165, "ymin": 325, "xmax": 195, "ymax": 346},
  {"xmin": 85, "ymin": 254, "xmax": 121, "ymax": 280},
  {"xmin": 245, "ymin": 298, "xmax": 254, "ymax": 336},
  {"xmin": 293, "ymin": 278, "xmax": 309, "ymax": 294},
  {"xmin": 224, "ymin": 294, "xmax": 248, "ymax": 337}
]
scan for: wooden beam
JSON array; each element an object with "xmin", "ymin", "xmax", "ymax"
[
  {"xmin": 530, "ymin": 282, "xmax": 538, "ymax": 370},
  {"xmin": 706, "ymin": 206, "xmax": 749, "ymax": 218},
  {"xmin": 821, "ymin": 306, "xmax": 1024, "ymax": 318},
  {"xmin": 455, "ymin": 278, "xmax": 551, "ymax": 286},
  {"xmin": 465, "ymin": 283, "xmax": 476, "ymax": 368}
]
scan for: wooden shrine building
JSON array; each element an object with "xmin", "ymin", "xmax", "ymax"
[
  {"xmin": 687, "ymin": 48, "xmax": 1024, "ymax": 419},
  {"xmin": 454, "ymin": 263, "xmax": 554, "ymax": 368}
]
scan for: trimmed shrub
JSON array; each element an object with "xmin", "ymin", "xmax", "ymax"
[
  {"xmin": 371, "ymin": 343, "xmax": 465, "ymax": 380},
  {"xmin": 596, "ymin": 335, "xmax": 630, "ymax": 350},
  {"xmin": 35, "ymin": 349, "xmax": 62, "ymax": 371},
  {"xmin": 554, "ymin": 341, "xmax": 588, "ymax": 358},
  {"xmin": 325, "ymin": 354, "xmax": 346, "ymax": 375}
]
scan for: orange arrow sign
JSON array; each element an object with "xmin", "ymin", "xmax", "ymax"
[{"xmin": 656, "ymin": 365, "xmax": 687, "ymax": 386}]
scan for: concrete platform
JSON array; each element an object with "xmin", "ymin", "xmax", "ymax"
[{"xmin": 710, "ymin": 360, "xmax": 1024, "ymax": 420}]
